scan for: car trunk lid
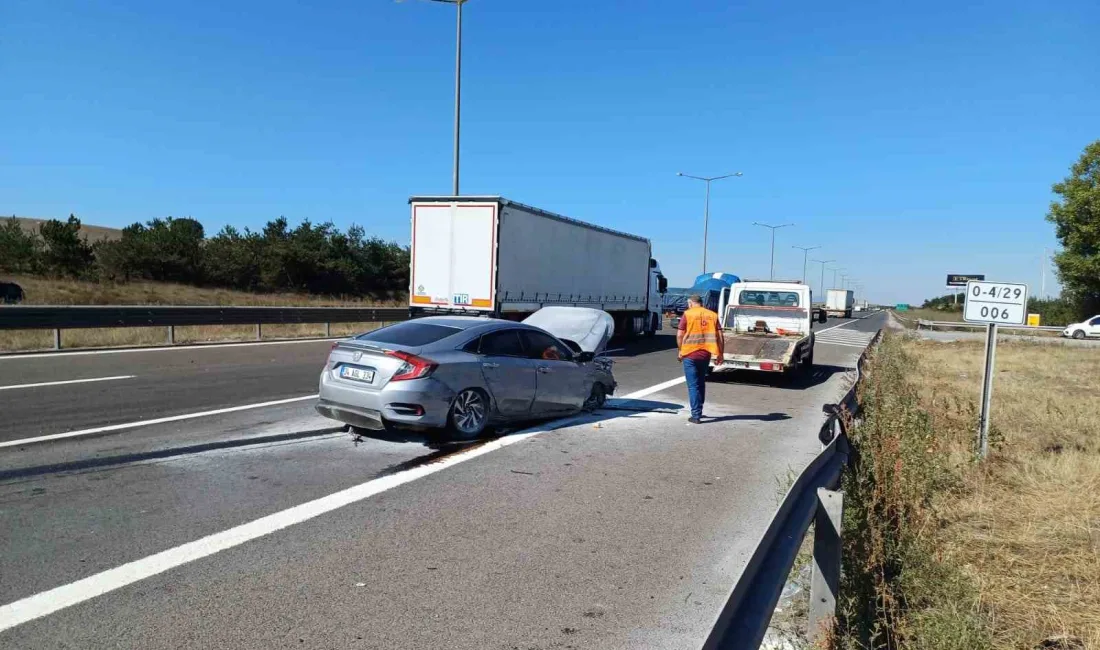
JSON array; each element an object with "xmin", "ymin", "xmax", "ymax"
[{"xmin": 328, "ymin": 340, "xmax": 419, "ymax": 389}]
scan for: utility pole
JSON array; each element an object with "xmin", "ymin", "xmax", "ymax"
[
  {"xmin": 753, "ymin": 222, "xmax": 795, "ymax": 280},
  {"xmin": 1041, "ymin": 248, "xmax": 1047, "ymax": 299},
  {"xmin": 792, "ymin": 246, "xmax": 821, "ymax": 284},
  {"xmin": 677, "ymin": 172, "xmax": 743, "ymax": 274}
]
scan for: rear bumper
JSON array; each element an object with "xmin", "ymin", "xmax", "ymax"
[
  {"xmin": 710, "ymin": 358, "xmax": 789, "ymax": 373},
  {"xmin": 316, "ymin": 371, "xmax": 454, "ymax": 430}
]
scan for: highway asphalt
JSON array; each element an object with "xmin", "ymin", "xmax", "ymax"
[{"xmin": 0, "ymin": 312, "xmax": 885, "ymax": 649}]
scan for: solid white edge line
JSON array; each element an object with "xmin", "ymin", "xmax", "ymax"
[
  {"xmin": 0, "ymin": 395, "xmax": 319, "ymax": 449},
  {"xmin": 0, "ymin": 377, "xmax": 686, "ymax": 633},
  {"xmin": 0, "ymin": 337, "xmax": 346, "ymax": 361},
  {"xmin": 0, "ymin": 375, "xmax": 136, "ymax": 391}
]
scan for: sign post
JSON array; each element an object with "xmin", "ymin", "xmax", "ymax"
[{"xmin": 964, "ymin": 280, "xmax": 1027, "ymax": 459}]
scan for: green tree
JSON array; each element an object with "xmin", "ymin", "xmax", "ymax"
[
  {"xmin": 0, "ymin": 217, "xmax": 43, "ymax": 273},
  {"xmin": 39, "ymin": 214, "xmax": 94, "ymax": 278},
  {"xmin": 1047, "ymin": 140, "xmax": 1100, "ymax": 315}
]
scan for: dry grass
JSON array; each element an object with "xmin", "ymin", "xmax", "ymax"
[
  {"xmin": 835, "ymin": 333, "xmax": 1100, "ymax": 649},
  {"xmin": 903, "ymin": 308, "xmax": 964, "ymax": 324},
  {"xmin": 3, "ymin": 275, "xmax": 402, "ymax": 307},
  {"xmin": 910, "ymin": 338, "xmax": 1100, "ymax": 649},
  {"xmin": 0, "ymin": 275, "xmax": 404, "ymax": 352},
  {"xmin": 11, "ymin": 217, "xmax": 123, "ymax": 243}
]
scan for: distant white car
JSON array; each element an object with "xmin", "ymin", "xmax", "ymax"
[{"xmin": 1062, "ymin": 315, "xmax": 1100, "ymax": 340}]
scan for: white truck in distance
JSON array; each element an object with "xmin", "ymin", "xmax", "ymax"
[
  {"xmin": 826, "ymin": 289, "xmax": 855, "ymax": 319},
  {"xmin": 710, "ymin": 281, "xmax": 816, "ymax": 376},
  {"xmin": 408, "ymin": 197, "xmax": 667, "ymax": 336}
]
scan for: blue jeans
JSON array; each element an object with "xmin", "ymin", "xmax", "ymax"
[{"xmin": 682, "ymin": 357, "xmax": 708, "ymax": 419}]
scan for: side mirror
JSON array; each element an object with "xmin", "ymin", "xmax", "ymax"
[
  {"xmin": 576, "ymin": 351, "xmax": 595, "ymax": 363},
  {"xmin": 658, "ymin": 275, "xmax": 668, "ymax": 293}
]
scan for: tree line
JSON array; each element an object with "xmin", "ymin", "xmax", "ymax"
[
  {"xmin": 921, "ymin": 292, "xmax": 1080, "ymax": 326},
  {"xmin": 0, "ymin": 215, "xmax": 409, "ymax": 297}
]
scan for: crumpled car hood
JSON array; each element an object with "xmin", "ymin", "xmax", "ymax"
[{"xmin": 522, "ymin": 307, "xmax": 614, "ymax": 354}]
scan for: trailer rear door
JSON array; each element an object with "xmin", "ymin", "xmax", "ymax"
[{"xmin": 410, "ymin": 201, "xmax": 497, "ymax": 311}]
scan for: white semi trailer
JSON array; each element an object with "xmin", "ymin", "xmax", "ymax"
[{"xmin": 408, "ymin": 197, "xmax": 667, "ymax": 336}]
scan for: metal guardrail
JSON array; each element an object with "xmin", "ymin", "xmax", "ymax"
[
  {"xmin": 0, "ymin": 305, "xmax": 410, "ymax": 350},
  {"xmin": 702, "ymin": 329, "xmax": 882, "ymax": 649},
  {"xmin": 916, "ymin": 319, "xmax": 1063, "ymax": 333}
]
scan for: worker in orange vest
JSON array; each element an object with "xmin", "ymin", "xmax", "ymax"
[{"xmin": 677, "ymin": 294, "xmax": 724, "ymax": 424}]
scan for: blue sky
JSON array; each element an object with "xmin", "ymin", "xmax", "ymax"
[{"xmin": 4, "ymin": 0, "xmax": 1097, "ymax": 304}]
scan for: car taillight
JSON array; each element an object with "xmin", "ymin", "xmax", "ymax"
[
  {"xmin": 386, "ymin": 350, "xmax": 437, "ymax": 381},
  {"xmin": 760, "ymin": 362, "xmax": 784, "ymax": 372}
]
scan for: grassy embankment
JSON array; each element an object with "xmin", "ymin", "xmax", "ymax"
[
  {"xmin": 832, "ymin": 333, "xmax": 1098, "ymax": 649},
  {"xmin": 0, "ymin": 275, "xmax": 402, "ymax": 352}
]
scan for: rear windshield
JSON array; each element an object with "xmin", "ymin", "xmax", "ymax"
[
  {"xmin": 737, "ymin": 290, "xmax": 801, "ymax": 307},
  {"xmin": 357, "ymin": 322, "xmax": 462, "ymax": 346}
]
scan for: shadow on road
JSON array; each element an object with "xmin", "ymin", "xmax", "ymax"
[
  {"xmin": 706, "ymin": 363, "xmax": 849, "ymax": 391},
  {"xmin": 702, "ymin": 412, "xmax": 792, "ymax": 423}
]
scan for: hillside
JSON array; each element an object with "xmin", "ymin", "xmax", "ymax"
[{"xmin": 10, "ymin": 216, "xmax": 122, "ymax": 243}]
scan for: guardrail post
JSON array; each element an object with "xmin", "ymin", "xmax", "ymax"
[
  {"xmin": 255, "ymin": 323, "xmax": 262, "ymax": 341},
  {"xmin": 809, "ymin": 487, "xmax": 844, "ymax": 643},
  {"xmin": 53, "ymin": 328, "xmax": 61, "ymax": 350},
  {"xmin": 325, "ymin": 322, "xmax": 331, "ymax": 337},
  {"xmin": 167, "ymin": 326, "xmax": 175, "ymax": 345}
]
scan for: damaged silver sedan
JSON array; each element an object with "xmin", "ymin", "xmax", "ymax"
[{"xmin": 316, "ymin": 307, "xmax": 615, "ymax": 440}]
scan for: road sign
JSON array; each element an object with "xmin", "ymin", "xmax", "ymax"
[
  {"xmin": 947, "ymin": 273, "xmax": 985, "ymax": 287},
  {"xmin": 895, "ymin": 304, "xmax": 909, "ymax": 311},
  {"xmin": 963, "ymin": 281, "xmax": 1028, "ymax": 325},
  {"xmin": 962, "ymin": 280, "xmax": 1028, "ymax": 459},
  {"xmin": 1027, "ymin": 313, "xmax": 1041, "ymax": 327}
]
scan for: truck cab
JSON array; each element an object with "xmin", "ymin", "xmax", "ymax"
[{"xmin": 711, "ymin": 281, "xmax": 816, "ymax": 375}]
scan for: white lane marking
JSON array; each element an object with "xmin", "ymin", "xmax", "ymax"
[
  {"xmin": 0, "ymin": 337, "xmax": 345, "ymax": 361},
  {"xmin": 0, "ymin": 378, "xmax": 682, "ymax": 632},
  {"xmin": 0, "ymin": 395, "xmax": 319, "ymax": 450},
  {"xmin": 0, "ymin": 375, "xmax": 135, "ymax": 391}
]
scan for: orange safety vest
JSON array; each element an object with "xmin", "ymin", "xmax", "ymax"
[{"xmin": 679, "ymin": 306, "xmax": 721, "ymax": 356}]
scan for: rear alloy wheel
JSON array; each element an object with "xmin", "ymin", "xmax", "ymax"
[
  {"xmin": 584, "ymin": 383, "xmax": 607, "ymax": 411},
  {"xmin": 1072, "ymin": 330, "xmax": 1086, "ymax": 340},
  {"xmin": 449, "ymin": 389, "xmax": 489, "ymax": 439}
]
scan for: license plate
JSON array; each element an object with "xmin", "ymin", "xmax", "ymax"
[
  {"xmin": 340, "ymin": 366, "xmax": 375, "ymax": 383},
  {"xmin": 725, "ymin": 361, "xmax": 749, "ymax": 368}
]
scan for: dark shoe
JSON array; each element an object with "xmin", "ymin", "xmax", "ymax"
[{"xmin": 687, "ymin": 417, "xmax": 701, "ymax": 425}]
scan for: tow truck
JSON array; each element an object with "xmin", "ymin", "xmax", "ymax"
[{"xmin": 710, "ymin": 280, "xmax": 821, "ymax": 377}]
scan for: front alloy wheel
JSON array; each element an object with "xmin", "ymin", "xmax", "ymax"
[
  {"xmin": 449, "ymin": 389, "xmax": 489, "ymax": 439},
  {"xmin": 1073, "ymin": 330, "xmax": 1086, "ymax": 340}
]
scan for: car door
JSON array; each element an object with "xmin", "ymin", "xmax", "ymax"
[
  {"xmin": 521, "ymin": 330, "xmax": 587, "ymax": 415},
  {"xmin": 475, "ymin": 329, "xmax": 536, "ymax": 417},
  {"xmin": 1090, "ymin": 316, "xmax": 1100, "ymax": 337}
]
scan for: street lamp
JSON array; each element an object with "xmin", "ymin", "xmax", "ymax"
[
  {"xmin": 677, "ymin": 171, "xmax": 743, "ymax": 274},
  {"xmin": 792, "ymin": 245, "xmax": 820, "ymax": 284},
  {"xmin": 829, "ymin": 267, "xmax": 846, "ymax": 288},
  {"xmin": 753, "ymin": 222, "xmax": 795, "ymax": 280},
  {"xmin": 425, "ymin": 0, "xmax": 467, "ymax": 195},
  {"xmin": 811, "ymin": 259, "xmax": 834, "ymax": 304}
]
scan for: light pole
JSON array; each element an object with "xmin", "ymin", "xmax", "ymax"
[
  {"xmin": 677, "ymin": 172, "xmax": 743, "ymax": 274},
  {"xmin": 425, "ymin": 0, "xmax": 466, "ymax": 195},
  {"xmin": 792, "ymin": 245, "xmax": 820, "ymax": 284},
  {"xmin": 811, "ymin": 259, "xmax": 834, "ymax": 304},
  {"xmin": 830, "ymin": 267, "xmax": 846, "ymax": 289},
  {"xmin": 753, "ymin": 222, "xmax": 795, "ymax": 280}
]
